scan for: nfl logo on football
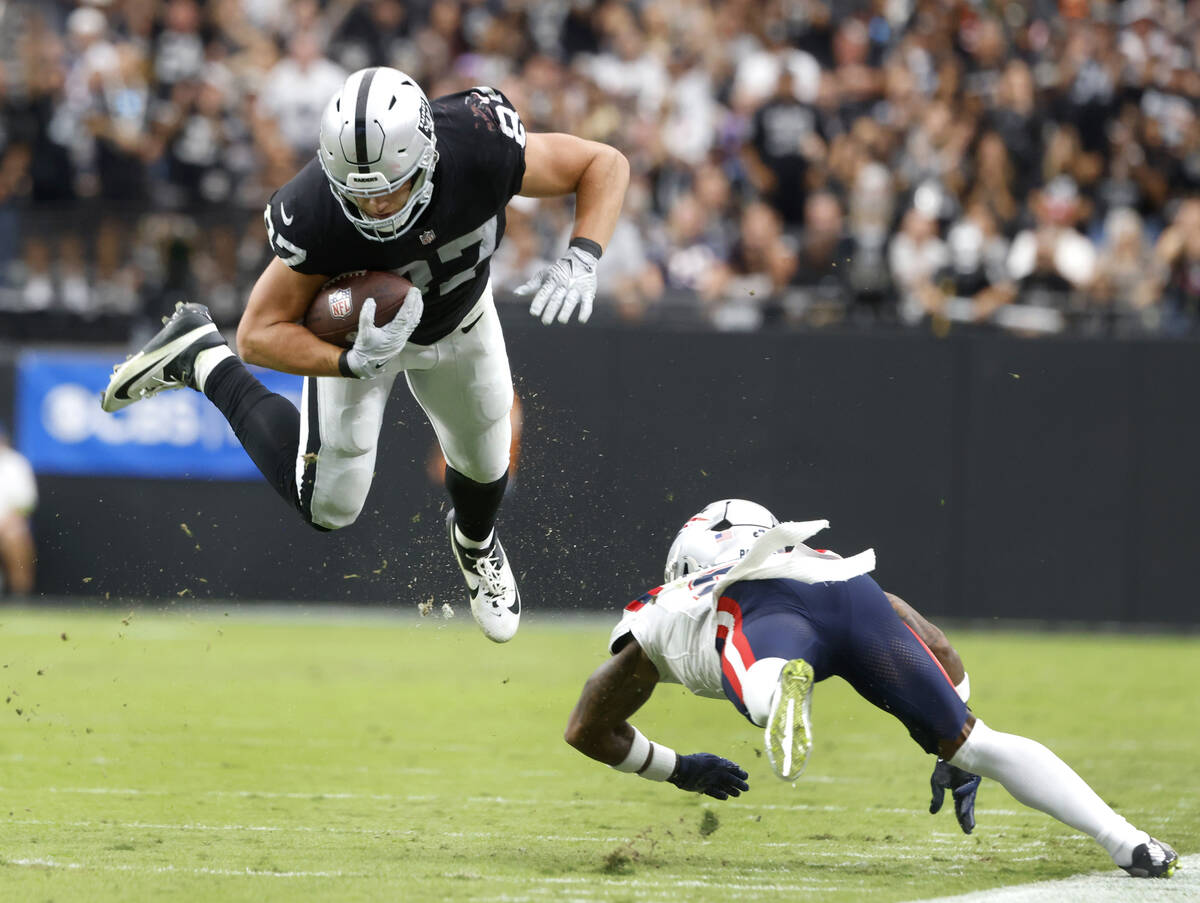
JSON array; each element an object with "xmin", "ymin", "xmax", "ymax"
[{"xmin": 328, "ymin": 288, "xmax": 354, "ymax": 319}]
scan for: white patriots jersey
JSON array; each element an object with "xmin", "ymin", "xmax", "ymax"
[
  {"xmin": 609, "ymin": 566, "xmax": 735, "ymax": 700},
  {"xmin": 608, "ymin": 521, "xmax": 876, "ymax": 701}
]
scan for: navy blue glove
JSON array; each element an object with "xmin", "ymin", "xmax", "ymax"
[
  {"xmin": 668, "ymin": 753, "xmax": 749, "ymax": 800},
  {"xmin": 929, "ymin": 758, "xmax": 981, "ymax": 834}
]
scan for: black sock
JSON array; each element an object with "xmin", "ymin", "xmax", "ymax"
[
  {"xmin": 203, "ymin": 357, "xmax": 303, "ymax": 514},
  {"xmin": 446, "ymin": 466, "xmax": 508, "ymax": 543}
]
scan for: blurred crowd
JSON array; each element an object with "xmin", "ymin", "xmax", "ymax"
[{"xmin": 1, "ymin": 0, "xmax": 1199, "ymax": 339}]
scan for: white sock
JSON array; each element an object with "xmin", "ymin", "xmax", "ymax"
[
  {"xmin": 455, "ymin": 525, "xmax": 494, "ymax": 550},
  {"xmin": 193, "ymin": 345, "xmax": 235, "ymax": 393},
  {"xmin": 950, "ymin": 719, "xmax": 1149, "ymax": 866},
  {"xmin": 740, "ymin": 657, "xmax": 788, "ymax": 727}
]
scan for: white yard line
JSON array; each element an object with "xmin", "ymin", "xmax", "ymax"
[
  {"xmin": 4, "ymin": 817, "xmax": 1082, "ymax": 862},
  {"xmin": 6, "ymin": 818, "xmax": 642, "ymax": 844},
  {"xmin": 8, "ymin": 833, "xmax": 1188, "ymax": 899},
  {"xmin": 4, "ymin": 783, "xmax": 1029, "ymax": 817},
  {"xmin": 902, "ymin": 865, "xmax": 1193, "ymax": 903},
  {"xmin": 3, "ymin": 859, "xmax": 837, "ymax": 893},
  {"xmin": 6, "ymin": 857, "xmax": 352, "ymax": 878}
]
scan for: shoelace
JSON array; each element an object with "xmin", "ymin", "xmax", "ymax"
[
  {"xmin": 146, "ymin": 374, "xmax": 185, "ymax": 395},
  {"xmin": 471, "ymin": 549, "xmax": 508, "ymax": 604}
]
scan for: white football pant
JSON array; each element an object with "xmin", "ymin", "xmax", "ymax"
[{"xmin": 297, "ymin": 283, "xmax": 513, "ymax": 530}]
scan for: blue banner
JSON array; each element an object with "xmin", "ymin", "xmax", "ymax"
[{"xmin": 15, "ymin": 351, "xmax": 303, "ymax": 480}]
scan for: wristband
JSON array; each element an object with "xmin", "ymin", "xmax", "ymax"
[
  {"xmin": 639, "ymin": 742, "xmax": 678, "ymax": 781},
  {"xmin": 612, "ymin": 726, "xmax": 677, "ymax": 782},
  {"xmin": 569, "ymin": 236, "xmax": 603, "ymax": 259},
  {"xmin": 337, "ymin": 350, "xmax": 357, "ymax": 379}
]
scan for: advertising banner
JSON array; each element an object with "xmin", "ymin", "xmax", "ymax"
[{"xmin": 15, "ymin": 351, "xmax": 303, "ymax": 479}]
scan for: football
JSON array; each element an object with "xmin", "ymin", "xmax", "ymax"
[{"xmin": 303, "ymin": 270, "xmax": 414, "ymax": 348}]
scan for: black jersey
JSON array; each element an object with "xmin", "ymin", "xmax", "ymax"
[{"xmin": 264, "ymin": 87, "xmax": 527, "ymax": 345}]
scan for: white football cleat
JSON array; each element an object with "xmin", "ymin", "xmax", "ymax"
[
  {"xmin": 765, "ymin": 658, "xmax": 814, "ymax": 781},
  {"xmin": 447, "ymin": 510, "xmax": 521, "ymax": 643},
  {"xmin": 101, "ymin": 302, "xmax": 226, "ymax": 412}
]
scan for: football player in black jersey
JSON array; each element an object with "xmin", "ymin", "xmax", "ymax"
[{"xmin": 101, "ymin": 67, "xmax": 630, "ymax": 644}]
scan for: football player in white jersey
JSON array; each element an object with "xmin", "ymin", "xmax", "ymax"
[
  {"xmin": 564, "ymin": 499, "xmax": 1179, "ymax": 879},
  {"xmin": 100, "ymin": 67, "xmax": 629, "ymax": 644}
]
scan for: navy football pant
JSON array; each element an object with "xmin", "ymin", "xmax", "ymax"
[{"xmin": 716, "ymin": 575, "xmax": 968, "ymax": 754}]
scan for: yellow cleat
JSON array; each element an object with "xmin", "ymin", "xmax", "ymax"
[{"xmin": 765, "ymin": 658, "xmax": 814, "ymax": 781}]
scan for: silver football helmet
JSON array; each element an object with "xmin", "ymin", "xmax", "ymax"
[
  {"xmin": 318, "ymin": 67, "xmax": 438, "ymax": 241},
  {"xmin": 664, "ymin": 499, "xmax": 779, "ymax": 583}
]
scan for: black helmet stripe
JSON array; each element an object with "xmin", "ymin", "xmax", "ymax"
[{"xmin": 354, "ymin": 67, "xmax": 378, "ymax": 172}]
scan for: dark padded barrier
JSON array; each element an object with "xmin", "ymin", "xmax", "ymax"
[{"xmin": 7, "ymin": 318, "xmax": 1200, "ymax": 624}]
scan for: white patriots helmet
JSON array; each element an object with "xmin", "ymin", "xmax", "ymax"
[
  {"xmin": 318, "ymin": 67, "xmax": 439, "ymax": 241},
  {"xmin": 664, "ymin": 499, "xmax": 779, "ymax": 583}
]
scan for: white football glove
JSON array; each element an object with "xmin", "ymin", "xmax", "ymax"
[
  {"xmin": 515, "ymin": 245, "xmax": 599, "ymax": 325},
  {"xmin": 343, "ymin": 287, "xmax": 424, "ymax": 378}
]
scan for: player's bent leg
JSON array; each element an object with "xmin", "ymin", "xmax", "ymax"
[
  {"xmin": 840, "ymin": 576, "xmax": 969, "ymax": 754},
  {"xmin": 100, "ymin": 304, "xmax": 344, "ymax": 530},
  {"xmin": 299, "ymin": 373, "xmax": 393, "ymax": 530},
  {"xmin": 949, "ymin": 718, "xmax": 1177, "ymax": 876},
  {"xmin": 714, "ymin": 586, "xmax": 826, "ymax": 776},
  {"xmin": 199, "ymin": 356, "xmax": 305, "ymax": 509}
]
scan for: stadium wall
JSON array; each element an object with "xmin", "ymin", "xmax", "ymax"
[{"xmin": 5, "ymin": 318, "xmax": 1199, "ymax": 625}]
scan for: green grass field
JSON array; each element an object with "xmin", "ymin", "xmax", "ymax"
[{"xmin": 0, "ymin": 606, "xmax": 1195, "ymax": 902}]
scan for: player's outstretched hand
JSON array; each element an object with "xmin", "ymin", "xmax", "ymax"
[
  {"xmin": 344, "ymin": 287, "xmax": 424, "ymax": 378},
  {"xmin": 929, "ymin": 758, "xmax": 981, "ymax": 834},
  {"xmin": 668, "ymin": 753, "xmax": 750, "ymax": 800},
  {"xmin": 514, "ymin": 246, "xmax": 598, "ymax": 325}
]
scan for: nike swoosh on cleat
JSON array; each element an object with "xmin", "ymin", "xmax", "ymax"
[
  {"xmin": 470, "ymin": 588, "xmax": 504, "ymax": 611},
  {"xmin": 109, "ymin": 357, "xmax": 159, "ymax": 402},
  {"xmin": 460, "ymin": 312, "xmax": 485, "ymax": 334},
  {"xmin": 507, "ymin": 600, "xmax": 520, "ymax": 615}
]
